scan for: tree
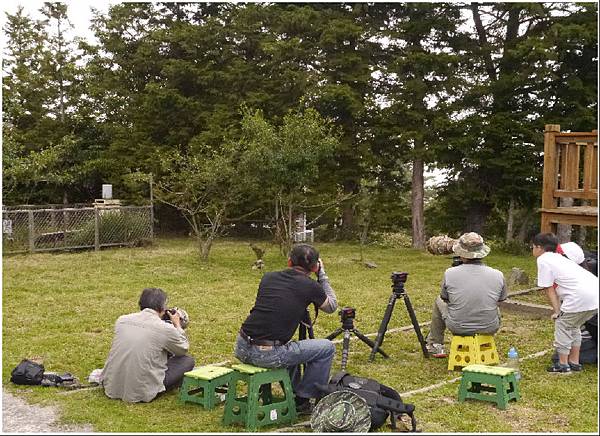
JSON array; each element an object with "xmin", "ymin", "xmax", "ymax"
[{"xmin": 238, "ymin": 107, "xmax": 340, "ymax": 254}]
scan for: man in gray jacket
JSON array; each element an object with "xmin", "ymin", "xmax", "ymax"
[
  {"xmin": 425, "ymin": 232, "xmax": 508, "ymax": 357},
  {"xmin": 102, "ymin": 288, "xmax": 195, "ymax": 402}
]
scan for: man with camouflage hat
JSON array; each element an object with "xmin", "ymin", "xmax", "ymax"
[{"xmin": 425, "ymin": 232, "xmax": 508, "ymax": 357}]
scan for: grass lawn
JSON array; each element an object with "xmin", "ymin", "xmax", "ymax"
[{"xmin": 2, "ymin": 237, "xmax": 598, "ymax": 432}]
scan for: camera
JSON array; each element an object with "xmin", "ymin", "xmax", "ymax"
[
  {"xmin": 391, "ymin": 272, "xmax": 408, "ymax": 285},
  {"xmin": 162, "ymin": 307, "xmax": 189, "ymax": 329},
  {"xmin": 162, "ymin": 308, "xmax": 177, "ymax": 322},
  {"xmin": 451, "ymin": 256, "xmax": 463, "ymax": 267},
  {"xmin": 339, "ymin": 307, "xmax": 356, "ymax": 321}
]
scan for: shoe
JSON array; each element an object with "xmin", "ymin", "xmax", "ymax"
[
  {"xmin": 568, "ymin": 361, "xmax": 583, "ymax": 372},
  {"xmin": 547, "ymin": 363, "xmax": 571, "ymax": 373},
  {"xmin": 426, "ymin": 343, "xmax": 447, "ymax": 358},
  {"xmin": 295, "ymin": 397, "xmax": 313, "ymax": 416}
]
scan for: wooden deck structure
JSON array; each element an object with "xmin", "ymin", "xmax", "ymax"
[{"xmin": 540, "ymin": 124, "xmax": 598, "ymax": 234}]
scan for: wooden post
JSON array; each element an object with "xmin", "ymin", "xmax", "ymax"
[
  {"xmin": 541, "ymin": 124, "xmax": 561, "ymax": 233},
  {"xmin": 28, "ymin": 210, "xmax": 35, "ymax": 253},
  {"xmin": 94, "ymin": 208, "xmax": 100, "ymax": 251},
  {"xmin": 149, "ymin": 174, "xmax": 154, "ymax": 242}
]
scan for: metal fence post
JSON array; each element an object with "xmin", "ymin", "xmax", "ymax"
[
  {"xmin": 28, "ymin": 210, "xmax": 35, "ymax": 253},
  {"xmin": 94, "ymin": 207, "xmax": 100, "ymax": 251}
]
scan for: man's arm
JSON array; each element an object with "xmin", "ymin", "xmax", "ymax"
[
  {"xmin": 543, "ymin": 286, "xmax": 561, "ymax": 319},
  {"xmin": 317, "ymin": 260, "xmax": 337, "ymax": 314},
  {"xmin": 164, "ymin": 312, "xmax": 190, "ymax": 356}
]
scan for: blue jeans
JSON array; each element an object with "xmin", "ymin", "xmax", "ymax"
[{"xmin": 234, "ymin": 334, "xmax": 335, "ymax": 399}]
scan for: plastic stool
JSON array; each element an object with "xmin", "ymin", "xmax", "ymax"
[
  {"xmin": 222, "ymin": 363, "xmax": 297, "ymax": 430},
  {"xmin": 179, "ymin": 365, "xmax": 234, "ymax": 410},
  {"xmin": 458, "ymin": 364, "xmax": 520, "ymax": 410},
  {"xmin": 448, "ymin": 334, "xmax": 499, "ymax": 371}
]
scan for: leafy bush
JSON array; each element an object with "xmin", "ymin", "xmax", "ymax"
[
  {"xmin": 487, "ymin": 239, "xmax": 530, "ymax": 256},
  {"xmin": 370, "ymin": 231, "xmax": 413, "ymax": 248},
  {"xmin": 67, "ymin": 211, "xmax": 152, "ymax": 247}
]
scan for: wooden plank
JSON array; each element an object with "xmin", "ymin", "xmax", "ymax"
[
  {"xmin": 499, "ymin": 298, "xmax": 554, "ymax": 318},
  {"xmin": 553, "ymin": 189, "xmax": 598, "ymax": 200},
  {"xmin": 555, "ymin": 134, "xmax": 598, "ymax": 141},
  {"xmin": 559, "ymin": 142, "xmax": 568, "ymax": 189},
  {"xmin": 542, "ymin": 124, "xmax": 560, "ymax": 210},
  {"xmin": 565, "ymin": 142, "xmax": 580, "ymax": 190},
  {"xmin": 539, "ymin": 206, "xmax": 598, "ymax": 215},
  {"xmin": 538, "ymin": 211, "xmax": 598, "ymax": 228}
]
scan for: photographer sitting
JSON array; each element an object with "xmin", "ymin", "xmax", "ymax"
[
  {"xmin": 235, "ymin": 243, "xmax": 338, "ymax": 415},
  {"xmin": 102, "ymin": 288, "xmax": 195, "ymax": 402},
  {"xmin": 425, "ymin": 232, "xmax": 507, "ymax": 357}
]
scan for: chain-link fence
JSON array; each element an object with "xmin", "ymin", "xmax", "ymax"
[{"xmin": 2, "ymin": 206, "xmax": 153, "ymax": 254}]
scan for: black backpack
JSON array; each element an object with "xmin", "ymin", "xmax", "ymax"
[
  {"xmin": 10, "ymin": 359, "xmax": 45, "ymax": 385},
  {"xmin": 317, "ymin": 371, "xmax": 417, "ymax": 432}
]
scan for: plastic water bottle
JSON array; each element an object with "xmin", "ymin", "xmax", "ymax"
[{"xmin": 507, "ymin": 347, "xmax": 521, "ymax": 380}]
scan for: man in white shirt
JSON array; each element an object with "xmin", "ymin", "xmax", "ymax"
[{"xmin": 532, "ymin": 233, "xmax": 598, "ymax": 373}]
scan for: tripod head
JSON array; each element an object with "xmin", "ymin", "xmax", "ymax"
[
  {"xmin": 338, "ymin": 306, "xmax": 356, "ymax": 330},
  {"xmin": 390, "ymin": 272, "xmax": 408, "ymax": 296}
]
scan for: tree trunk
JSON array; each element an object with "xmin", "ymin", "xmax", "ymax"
[
  {"xmin": 465, "ymin": 202, "xmax": 492, "ymax": 234},
  {"xmin": 340, "ymin": 179, "xmax": 358, "ymax": 239},
  {"xmin": 411, "ymin": 157, "xmax": 425, "ymax": 249},
  {"xmin": 556, "ymin": 197, "xmax": 574, "ymax": 242},
  {"xmin": 506, "ymin": 198, "xmax": 515, "ymax": 242},
  {"xmin": 199, "ymin": 236, "xmax": 213, "ymax": 261},
  {"xmin": 516, "ymin": 212, "xmax": 533, "ymax": 243}
]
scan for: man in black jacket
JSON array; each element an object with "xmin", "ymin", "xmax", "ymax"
[{"xmin": 235, "ymin": 243, "xmax": 338, "ymax": 414}]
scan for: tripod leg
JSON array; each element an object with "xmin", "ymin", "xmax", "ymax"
[
  {"xmin": 353, "ymin": 328, "xmax": 389, "ymax": 358},
  {"xmin": 369, "ymin": 293, "xmax": 397, "ymax": 361},
  {"xmin": 403, "ymin": 294, "xmax": 430, "ymax": 358},
  {"xmin": 325, "ymin": 328, "xmax": 343, "ymax": 341},
  {"xmin": 341, "ymin": 331, "xmax": 351, "ymax": 371}
]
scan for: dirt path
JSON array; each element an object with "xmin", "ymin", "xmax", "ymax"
[{"xmin": 2, "ymin": 388, "xmax": 94, "ymax": 433}]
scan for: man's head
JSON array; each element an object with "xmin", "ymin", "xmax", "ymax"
[
  {"xmin": 139, "ymin": 287, "xmax": 168, "ymax": 313},
  {"xmin": 452, "ymin": 232, "xmax": 490, "ymax": 260},
  {"xmin": 531, "ymin": 232, "xmax": 558, "ymax": 257},
  {"xmin": 288, "ymin": 243, "xmax": 320, "ymax": 273}
]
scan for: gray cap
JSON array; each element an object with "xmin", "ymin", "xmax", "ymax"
[
  {"xmin": 310, "ymin": 390, "xmax": 371, "ymax": 433},
  {"xmin": 452, "ymin": 232, "xmax": 491, "ymax": 259}
]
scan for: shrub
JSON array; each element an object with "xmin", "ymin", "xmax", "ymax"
[{"xmin": 370, "ymin": 231, "xmax": 413, "ymax": 248}]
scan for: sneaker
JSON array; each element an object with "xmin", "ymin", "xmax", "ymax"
[
  {"xmin": 568, "ymin": 361, "xmax": 583, "ymax": 372},
  {"xmin": 547, "ymin": 363, "xmax": 571, "ymax": 373},
  {"xmin": 426, "ymin": 343, "xmax": 447, "ymax": 358}
]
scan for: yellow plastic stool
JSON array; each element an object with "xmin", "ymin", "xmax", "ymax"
[{"xmin": 448, "ymin": 334, "xmax": 499, "ymax": 371}]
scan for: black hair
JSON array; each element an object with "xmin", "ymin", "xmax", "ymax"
[
  {"xmin": 139, "ymin": 287, "xmax": 168, "ymax": 312},
  {"xmin": 289, "ymin": 244, "xmax": 319, "ymax": 272},
  {"xmin": 532, "ymin": 232, "xmax": 558, "ymax": 252}
]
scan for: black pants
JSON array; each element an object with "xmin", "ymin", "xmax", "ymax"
[{"xmin": 163, "ymin": 355, "xmax": 195, "ymax": 391}]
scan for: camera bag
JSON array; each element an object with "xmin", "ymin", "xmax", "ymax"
[
  {"xmin": 317, "ymin": 371, "xmax": 417, "ymax": 432},
  {"xmin": 10, "ymin": 359, "xmax": 45, "ymax": 385}
]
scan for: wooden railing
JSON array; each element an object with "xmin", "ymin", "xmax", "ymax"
[{"xmin": 540, "ymin": 124, "xmax": 598, "ymax": 233}]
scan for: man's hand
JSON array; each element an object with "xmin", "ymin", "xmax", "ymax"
[
  {"xmin": 317, "ymin": 258, "xmax": 324, "ymax": 275},
  {"xmin": 551, "ymin": 312, "xmax": 560, "ymax": 321},
  {"xmin": 168, "ymin": 309, "xmax": 182, "ymax": 329}
]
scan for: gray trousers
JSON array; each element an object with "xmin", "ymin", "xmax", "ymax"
[
  {"xmin": 554, "ymin": 309, "xmax": 598, "ymax": 355},
  {"xmin": 425, "ymin": 296, "xmax": 500, "ymax": 344},
  {"xmin": 163, "ymin": 355, "xmax": 195, "ymax": 391}
]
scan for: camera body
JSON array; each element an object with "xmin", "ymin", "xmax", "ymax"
[
  {"xmin": 161, "ymin": 308, "xmax": 177, "ymax": 322},
  {"xmin": 451, "ymin": 256, "xmax": 463, "ymax": 267},
  {"xmin": 339, "ymin": 307, "xmax": 356, "ymax": 321},
  {"xmin": 162, "ymin": 307, "xmax": 189, "ymax": 329}
]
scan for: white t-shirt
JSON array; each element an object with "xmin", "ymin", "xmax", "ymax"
[{"xmin": 536, "ymin": 252, "xmax": 599, "ymax": 313}]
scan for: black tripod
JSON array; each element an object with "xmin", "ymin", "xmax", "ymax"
[
  {"xmin": 326, "ymin": 307, "xmax": 388, "ymax": 370},
  {"xmin": 369, "ymin": 272, "xmax": 429, "ymax": 361}
]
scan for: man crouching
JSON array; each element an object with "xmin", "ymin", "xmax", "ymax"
[{"xmin": 102, "ymin": 288, "xmax": 195, "ymax": 402}]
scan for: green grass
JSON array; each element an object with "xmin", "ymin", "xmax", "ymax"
[{"xmin": 2, "ymin": 237, "xmax": 597, "ymax": 432}]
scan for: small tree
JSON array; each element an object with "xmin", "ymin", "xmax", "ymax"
[
  {"xmin": 239, "ymin": 107, "xmax": 340, "ymax": 254},
  {"xmin": 154, "ymin": 144, "xmax": 250, "ymax": 261}
]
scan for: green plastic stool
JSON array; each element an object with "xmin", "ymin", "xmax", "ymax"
[
  {"xmin": 179, "ymin": 365, "xmax": 234, "ymax": 410},
  {"xmin": 458, "ymin": 364, "xmax": 520, "ymax": 410},
  {"xmin": 222, "ymin": 363, "xmax": 297, "ymax": 430}
]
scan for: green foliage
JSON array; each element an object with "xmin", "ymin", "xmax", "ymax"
[
  {"xmin": 67, "ymin": 211, "xmax": 152, "ymax": 247},
  {"xmin": 369, "ymin": 231, "xmax": 413, "ymax": 249}
]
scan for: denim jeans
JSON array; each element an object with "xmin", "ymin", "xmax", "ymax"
[{"xmin": 234, "ymin": 334, "xmax": 335, "ymax": 399}]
